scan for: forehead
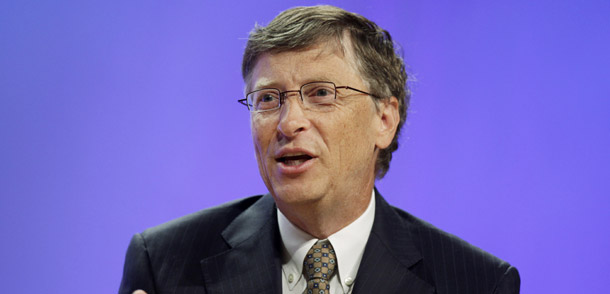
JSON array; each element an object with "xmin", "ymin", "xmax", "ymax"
[{"xmin": 246, "ymin": 39, "xmax": 362, "ymax": 92}]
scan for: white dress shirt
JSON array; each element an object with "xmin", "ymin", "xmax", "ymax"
[{"xmin": 277, "ymin": 190, "xmax": 376, "ymax": 294}]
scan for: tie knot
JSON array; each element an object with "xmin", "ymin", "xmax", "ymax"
[{"xmin": 303, "ymin": 240, "xmax": 337, "ymax": 294}]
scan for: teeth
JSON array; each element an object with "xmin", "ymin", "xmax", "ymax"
[{"xmin": 284, "ymin": 159, "xmax": 306, "ymax": 166}]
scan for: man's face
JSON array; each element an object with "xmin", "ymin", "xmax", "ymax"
[{"xmin": 248, "ymin": 41, "xmax": 395, "ymax": 210}]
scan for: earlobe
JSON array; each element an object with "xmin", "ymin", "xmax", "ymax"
[{"xmin": 375, "ymin": 97, "xmax": 400, "ymax": 149}]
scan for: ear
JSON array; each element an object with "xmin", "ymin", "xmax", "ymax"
[{"xmin": 375, "ymin": 97, "xmax": 400, "ymax": 149}]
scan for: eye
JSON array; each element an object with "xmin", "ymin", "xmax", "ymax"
[
  {"xmin": 248, "ymin": 89, "xmax": 280, "ymax": 111},
  {"xmin": 260, "ymin": 93, "xmax": 276, "ymax": 102},
  {"xmin": 308, "ymin": 86, "xmax": 334, "ymax": 98},
  {"xmin": 305, "ymin": 83, "xmax": 336, "ymax": 104},
  {"xmin": 314, "ymin": 88, "xmax": 330, "ymax": 97}
]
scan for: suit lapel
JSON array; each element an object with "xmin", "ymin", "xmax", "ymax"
[
  {"xmin": 200, "ymin": 195, "xmax": 282, "ymax": 294},
  {"xmin": 353, "ymin": 190, "xmax": 435, "ymax": 294},
  {"xmin": 198, "ymin": 191, "xmax": 434, "ymax": 293}
]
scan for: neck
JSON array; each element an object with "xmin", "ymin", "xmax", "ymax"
[{"xmin": 276, "ymin": 185, "xmax": 374, "ymax": 239}]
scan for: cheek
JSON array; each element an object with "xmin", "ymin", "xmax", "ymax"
[
  {"xmin": 250, "ymin": 119, "xmax": 271, "ymax": 180},
  {"xmin": 251, "ymin": 116, "xmax": 273, "ymax": 155},
  {"xmin": 339, "ymin": 106, "xmax": 378, "ymax": 155}
]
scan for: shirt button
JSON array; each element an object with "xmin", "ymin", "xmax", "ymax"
[
  {"xmin": 345, "ymin": 277, "xmax": 354, "ymax": 286},
  {"xmin": 288, "ymin": 273, "xmax": 294, "ymax": 283}
]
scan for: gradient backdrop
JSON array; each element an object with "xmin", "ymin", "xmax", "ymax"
[{"xmin": 1, "ymin": 0, "xmax": 609, "ymax": 293}]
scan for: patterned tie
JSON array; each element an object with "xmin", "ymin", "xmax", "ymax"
[{"xmin": 303, "ymin": 240, "xmax": 337, "ymax": 294}]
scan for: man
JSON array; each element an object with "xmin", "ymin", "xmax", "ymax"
[{"xmin": 120, "ymin": 5, "xmax": 520, "ymax": 294}]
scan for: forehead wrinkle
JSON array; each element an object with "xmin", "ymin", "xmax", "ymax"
[
  {"xmin": 250, "ymin": 56, "xmax": 326, "ymax": 91},
  {"xmin": 247, "ymin": 38, "xmax": 364, "ymax": 94}
]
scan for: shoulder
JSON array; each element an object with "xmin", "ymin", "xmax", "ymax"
[
  {"xmin": 120, "ymin": 195, "xmax": 271, "ymax": 293},
  {"xmin": 143, "ymin": 195, "xmax": 263, "ymax": 236},
  {"xmin": 138, "ymin": 195, "xmax": 266, "ymax": 256},
  {"xmin": 392, "ymin": 206, "xmax": 507, "ymax": 264},
  {"xmin": 383, "ymin": 202, "xmax": 520, "ymax": 292}
]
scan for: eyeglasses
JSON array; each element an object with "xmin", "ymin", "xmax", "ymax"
[{"xmin": 237, "ymin": 81, "xmax": 379, "ymax": 113}]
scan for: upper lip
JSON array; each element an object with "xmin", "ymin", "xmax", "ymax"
[{"xmin": 274, "ymin": 147, "xmax": 316, "ymax": 161}]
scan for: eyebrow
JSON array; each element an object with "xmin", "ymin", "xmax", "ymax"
[
  {"xmin": 252, "ymin": 81, "xmax": 279, "ymax": 90},
  {"xmin": 251, "ymin": 76, "xmax": 337, "ymax": 91}
]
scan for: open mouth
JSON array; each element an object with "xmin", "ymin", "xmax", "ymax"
[{"xmin": 276, "ymin": 154, "xmax": 313, "ymax": 166}]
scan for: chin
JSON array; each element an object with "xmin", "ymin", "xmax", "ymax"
[{"xmin": 269, "ymin": 181, "xmax": 325, "ymax": 206}]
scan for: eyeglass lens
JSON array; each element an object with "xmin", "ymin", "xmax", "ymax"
[{"xmin": 247, "ymin": 82, "xmax": 336, "ymax": 112}]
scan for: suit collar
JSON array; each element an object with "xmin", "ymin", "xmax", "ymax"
[
  {"xmin": 199, "ymin": 190, "xmax": 435, "ymax": 293},
  {"xmin": 352, "ymin": 189, "xmax": 435, "ymax": 293},
  {"xmin": 200, "ymin": 194, "xmax": 282, "ymax": 294}
]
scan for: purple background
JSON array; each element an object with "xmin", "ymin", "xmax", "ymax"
[{"xmin": 1, "ymin": 1, "xmax": 609, "ymax": 293}]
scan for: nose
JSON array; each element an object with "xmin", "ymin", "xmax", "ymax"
[{"xmin": 277, "ymin": 92, "xmax": 311, "ymax": 138}]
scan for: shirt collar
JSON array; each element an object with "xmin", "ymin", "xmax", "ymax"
[{"xmin": 277, "ymin": 189, "xmax": 376, "ymax": 290}]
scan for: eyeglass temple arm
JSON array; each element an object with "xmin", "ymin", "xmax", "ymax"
[
  {"xmin": 336, "ymin": 86, "xmax": 380, "ymax": 98},
  {"xmin": 237, "ymin": 99, "xmax": 250, "ymax": 107}
]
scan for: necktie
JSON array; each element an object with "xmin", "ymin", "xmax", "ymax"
[{"xmin": 303, "ymin": 240, "xmax": 337, "ymax": 294}]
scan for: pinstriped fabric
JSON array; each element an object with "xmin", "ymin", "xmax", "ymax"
[
  {"xmin": 354, "ymin": 234, "xmax": 434, "ymax": 293},
  {"xmin": 201, "ymin": 195, "xmax": 282, "ymax": 293},
  {"xmin": 493, "ymin": 266, "xmax": 520, "ymax": 294},
  {"xmin": 352, "ymin": 191, "xmax": 520, "ymax": 294},
  {"xmin": 119, "ymin": 195, "xmax": 282, "ymax": 294},
  {"xmin": 119, "ymin": 191, "xmax": 520, "ymax": 294}
]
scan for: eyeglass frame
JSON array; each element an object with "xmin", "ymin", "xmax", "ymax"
[{"xmin": 237, "ymin": 81, "xmax": 380, "ymax": 113}]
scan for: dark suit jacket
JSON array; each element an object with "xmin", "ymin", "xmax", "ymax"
[{"xmin": 119, "ymin": 191, "xmax": 520, "ymax": 294}]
